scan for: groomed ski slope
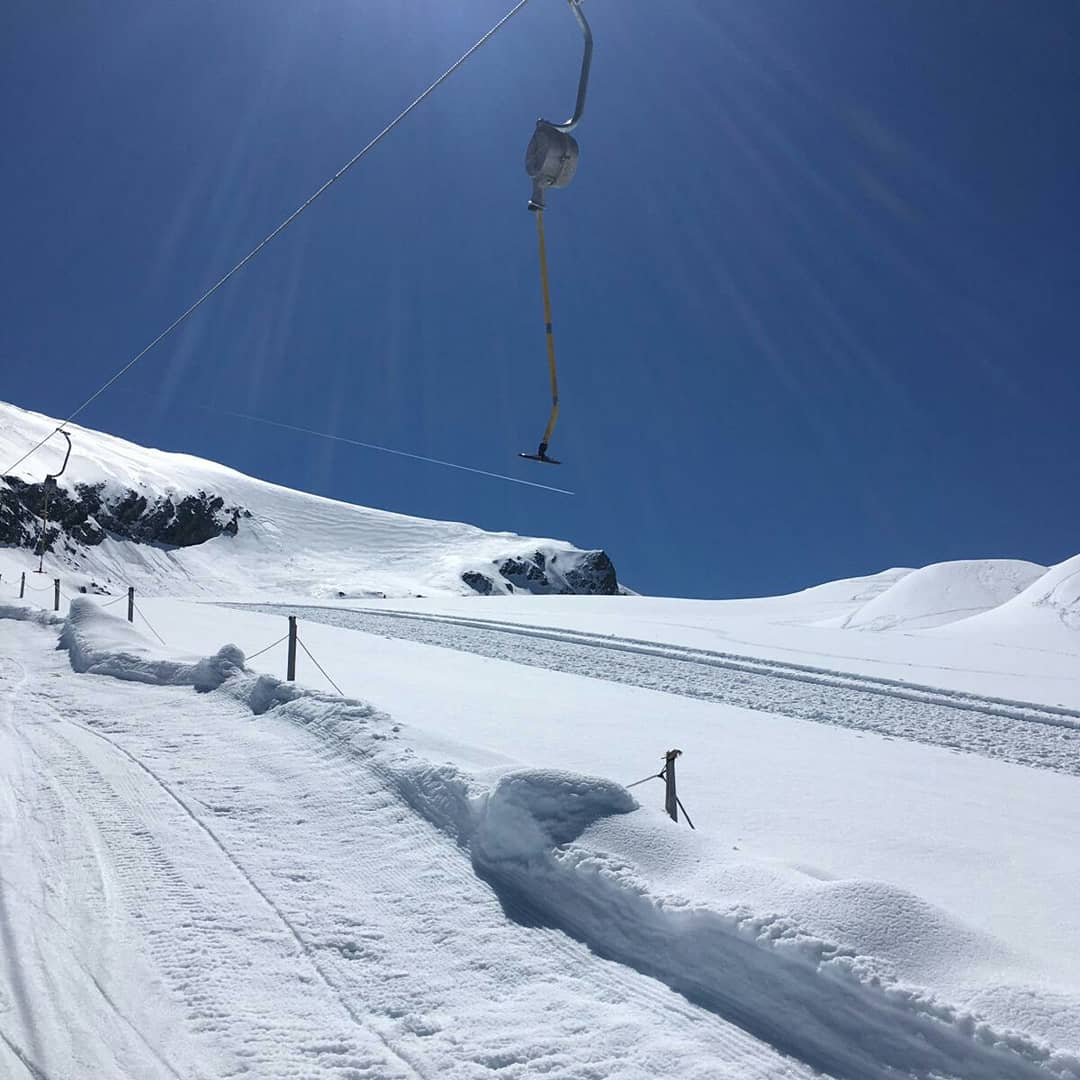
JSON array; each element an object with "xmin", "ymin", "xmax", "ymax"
[
  {"xmin": 2, "ymin": 599, "xmax": 1079, "ymax": 1079},
  {"xmin": 222, "ymin": 601, "xmax": 1080, "ymax": 775},
  {"xmin": 145, "ymin": 595, "xmax": 1080, "ymax": 1045}
]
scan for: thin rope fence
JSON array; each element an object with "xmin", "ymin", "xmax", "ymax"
[
  {"xmin": 6, "ymin": 585, "xmax": 701, "ymax": 824},
  {"xmin": 132, "ymin": 601, "xmax": 168, "ymax": 646},
  {"xmin": 625, "ymin": 762, "xmax": 696, "ymax": 829},
  {"xmin": 245, "ymin": 634, "xmax": 289, "ymax": 662},
  {"xmin": 296, "ymin": 635, "xmax": 345, "ymax": 696}
]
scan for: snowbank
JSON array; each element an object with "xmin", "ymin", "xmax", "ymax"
[
  {"xmin": 36, "ymin": 600, "xmax": 1080, "ymax": 1079},
  {"xmin": 0, "ymin": 599, "xmax": 65, "ymax": 628},
  {"xmin": 59, "ymin": 596, "xmax": 243, "ymax": 690},
  {"xmin": 832, "ymin": 559, "xmax": 1046, "ymax": 630}
]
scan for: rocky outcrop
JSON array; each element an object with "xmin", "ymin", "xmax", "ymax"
[
  {"xmin": 562, "ymin": 550, "xmax": 619, "ymax": 595},
  {"xmin": 461, "ymin": 571, "xmax": 495, "ymax": 596},
  {"xmin": 0, "ymin": 477, "xmax": 247, "ymax": 555},
  {"xmin": 462, "ymin": 548, "xmax": 621, "ymax": 596}
]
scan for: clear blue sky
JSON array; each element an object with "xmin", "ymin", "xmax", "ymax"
[{"xmin": 2, "ymin": 0, "xmax": 1077, "ymax": 598}]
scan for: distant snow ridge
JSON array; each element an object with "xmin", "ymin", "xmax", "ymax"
[
  {"xmin": 834, "ymin": 559, "xmax": 1047, "ymax": 631},
  {"xmin": 0, "ymin": 400, "xmax": 622, "ymax": 598},
  {"xmin": 953, "ymin": 553, "xmax": 1080, "ymax": 639},
  {"xmin": 43, "ymin": 600, "xmax": 1080, "ymax": 1080}
]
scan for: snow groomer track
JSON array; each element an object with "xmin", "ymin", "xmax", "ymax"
[
  {"xmin": 3, "ymin": 611, "xmax": 1079, "ymax": 1080},
  {"xmin": 229, "ymin": 604, "xmax": 1080, "ymax": 776}
]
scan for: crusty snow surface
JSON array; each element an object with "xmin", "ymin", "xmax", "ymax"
[
  {"xmin": 2, "ymin": 597, "xmax": 1079, "ymax": 1079},
  {"xmin": 3, "ymin": 403, "xmax": 1080, "ymax": 1078}
]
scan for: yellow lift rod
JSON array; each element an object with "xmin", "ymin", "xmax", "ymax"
[{"xmin": 519, "ymin": 0, "xmax": 592, "ymax": 466}]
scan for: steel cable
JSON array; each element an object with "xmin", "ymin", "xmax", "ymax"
[{"xmin": 2, "ymin": 0, "xmax": 533, "ymax": 478}]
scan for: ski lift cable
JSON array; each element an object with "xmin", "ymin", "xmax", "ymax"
[
  {"xmin": 1, "ymin": 0, "xmax": 534, "ymax": 480},
  {"xmin": 213, "ymin": 407, "xmax": 576, "ymax": 495}
]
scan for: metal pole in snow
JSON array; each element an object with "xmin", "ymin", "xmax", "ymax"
[
  {"xmin": 54, "ymin": 578, "xmax": 60, "ymax": 612},
  {"xmin": 127, "ymin": 587, "xmax": 135, "ymax": 623},
  {"xmin": 287, "ymin": 616, "xmax": 298, "ymax": 681},
  {"xmin": 20, "ymin": 571, "xmax": 25, "ymax": 599}
]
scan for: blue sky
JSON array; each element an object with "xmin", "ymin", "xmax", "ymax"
[{"xmin": 2, "ymin": 0, "xmax": 1077, "ymax": 598}]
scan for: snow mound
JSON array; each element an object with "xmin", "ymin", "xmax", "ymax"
[
  {"xmin": 0, "ymin": 599, "xmax": 65, "ymax": 628},
  {"xmin": 60, "ymin": 596, "xmax": 243, "ymax": 690},
  {"xmin": 471, "ymin": 770, "xmax": 635, "ymax": 864},
  {"xmin": 948, "ymin": 554, "xmax": 1080, "ymax": 643},
  {"xmin": 834, "ymin": 559, "xmax": 1046, "ymax": 631}
]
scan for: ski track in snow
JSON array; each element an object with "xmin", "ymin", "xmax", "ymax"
[
  {"xmin": 0, "ymin": 622, "xmax": 818, "ymax": 1080},
  {"xmin": 229, "ymin": 605, "xmax": 1080, "ymax": 776}
]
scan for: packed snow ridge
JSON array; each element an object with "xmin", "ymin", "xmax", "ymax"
[
  {"xmin": 17, "ymin": 598, "xmax": 1080, "ymax": 1079},
  {"xmin": 0, "ymin": 401, "xmax": 623, "ymax": 599}
]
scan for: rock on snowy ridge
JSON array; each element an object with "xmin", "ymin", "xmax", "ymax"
[
  {"xmin": 0, "ymin": 400, "xmax": 624, "ymax": 599},
  {"xmin": 461, "ymin": 548, "xmax": 621, "ymax": 596}
]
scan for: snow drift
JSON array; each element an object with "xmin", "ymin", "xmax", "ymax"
[
  {"xmin": 0, "ymin": 598, "xmax": 65, "ymax": 628},
  {"xmin": 60, "ymin": 596, "xmax": 243, "ymax": 689},
  {"xmin": 828, "ymin": 559, "xmax": 1046, "ymax": 630},
  {"xmin": 27, "ymin": 599, "xmax": 1080, "ymax": 1080},
  {"xmin": 945, "ymin": 554, "xmax": 1080, "ymax": 643}
]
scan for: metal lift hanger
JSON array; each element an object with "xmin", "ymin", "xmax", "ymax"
[
  {"xmin": 35, "ymin": 429, "xmax": 72, "ymax": 573},
  {"xmin": 519, "ymin": 0, "xmax": 593, "ymax": 466}
]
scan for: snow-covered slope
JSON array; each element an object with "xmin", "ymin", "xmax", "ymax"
[
  {"xmin": 830, "ymin": 558, "xmax": 1047, "ymax": 630},
  {"xmin": 4, "ymin": 400, "xmax": 1080, "ymax": 1078},
  {"xmin": 0, "ymin": 402, "xmax": 620, "ymax": 599},
  {"xmin": 944, "ymin": 553, "xmax": 1080, "ymax": 641},
  {"xmin": 5, "ymin": 601, "xmax": 1080, "ymax": 1078}
]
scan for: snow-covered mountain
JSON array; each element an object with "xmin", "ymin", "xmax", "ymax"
[{"xmin": 0, "ymin": 401, "xmax": 621, "ymax": 599}]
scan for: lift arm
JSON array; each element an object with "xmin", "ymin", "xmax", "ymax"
[
  {"xmin": 553, "ymin": 0, "xmax": 593, "ymax": 134},
  {"xmin": 35, "ymin": 429, "xmax": 72, "ymax": 571},
  {"xmin": 524, "ymin": 0, "xmax": 593, "ymax": 210}
]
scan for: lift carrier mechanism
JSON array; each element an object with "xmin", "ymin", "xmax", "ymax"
[
  {"xmin": 34, "ymin": 429, "xmax": 72, "ymax": 573},
  {"xmin": 519, "ymin": 0, "xmax": 593, "ymax": 466}
]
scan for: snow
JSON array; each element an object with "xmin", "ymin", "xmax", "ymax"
[
  {"xmin": 828, "ymin": 558, "xmax": 1047, "ymax": 630},
  {"xmin": 6, "ymin": 605, "xmax": 1080, "ymax": 1078},
  {"xmin": 3, "ymin": 401, "xmax": 1080, "ymax": 1078},
  {"xmin": 0, "ymin": 400, "xmax": 610, "ymax": 600},
  {"xmin": 60, "ymin": 596, "xmax": 242, "ymax": 689},
  {"xmin": 947, "ymin": 553, "xmax": 1080, "ymax": 646}
]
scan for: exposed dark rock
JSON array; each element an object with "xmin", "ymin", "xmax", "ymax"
[
  {"xmin": 563, "ymin": 550, "xmax": 619, "ymax": 595},
  {"xmin": 498, "ymin": 555, "xmax": 548, "ymax": 589},
  {"xmin": 0, "ymin": 477, "xmax": 245, "ymax": 556},
  {"xmin": 462, "ymin": 548, "xmax": 621, "ymax": 596},
  {"xmin": 462, "ymin": 571, "xmax": 495, "ymax": 595}
]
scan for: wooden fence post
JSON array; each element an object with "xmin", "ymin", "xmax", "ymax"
[
  {"xmin": 663, "ymin": 749, "xmax": 681, "ymax": 823},
  {"xmin": 127, "ymin": 586, "xmax": 135, "ymax": 623},
  {"xmin": 20, "ymin": 571, "xmax": 26, "ymax": 599},
  {"xmin": 54, "ymin": 578, "xmax": 61, "ymax": 612},
  {"xmin": 287, "ymin": 616, "xmax": 298, "ymax": 681}
]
